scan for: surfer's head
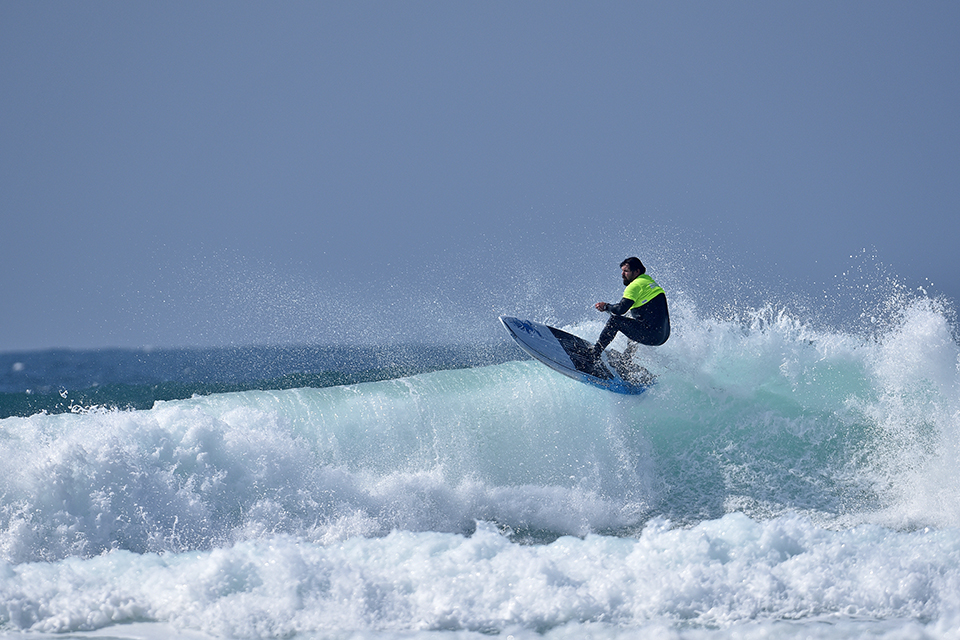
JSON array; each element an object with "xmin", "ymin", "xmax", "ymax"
[{"xmin": 620, "ymin": 257, "xmax": 645, "ymax": 285}]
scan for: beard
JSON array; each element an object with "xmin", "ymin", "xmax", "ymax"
[{"xmin": 622, "ymin": 274, "xmax": 630, "ymax": 285}]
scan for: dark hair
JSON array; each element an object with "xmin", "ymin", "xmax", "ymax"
[{"xmin": 620, "ymin": 256, "xmax": 645, "ymax": 275}]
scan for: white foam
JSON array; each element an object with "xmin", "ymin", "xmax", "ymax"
[{"xmin": 1, "ymin": 515, "xmax": 959, "ymax": 638}]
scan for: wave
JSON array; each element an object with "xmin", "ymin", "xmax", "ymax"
[{"xmin": 2, "ymin": 296, "xmax": 958, "ymax": 566}]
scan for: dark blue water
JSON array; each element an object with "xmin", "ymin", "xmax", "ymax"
[{"xmin": 0, "ymin": 342, "xmax": 519, "ymax": 419}]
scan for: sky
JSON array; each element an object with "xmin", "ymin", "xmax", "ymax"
[{"xmin": 2, "ymin": 2, "xmax": 959, "ymax": 351}]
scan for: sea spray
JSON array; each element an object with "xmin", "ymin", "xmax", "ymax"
[{"xmin": 861, "ymin": 297, "xmax": 960, "ymax": 529}]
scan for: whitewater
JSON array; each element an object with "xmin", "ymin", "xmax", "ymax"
[{"xmin": 2, "ymin": 293, "xmax": 960, "ymax": 639}]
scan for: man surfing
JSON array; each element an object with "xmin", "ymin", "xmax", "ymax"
[{"xmin": 592, "ymin": 257, "xmax": 670, "ymax": 365}]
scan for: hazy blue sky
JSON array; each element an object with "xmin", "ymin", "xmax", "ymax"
[{"xmin": 3, "ymin": 2, "xmax": 958, "ymax": 351}]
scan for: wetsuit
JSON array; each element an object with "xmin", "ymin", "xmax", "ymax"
[{"xmin": 596, "ymin": 274, "xmax": 670, "ymax": 352}]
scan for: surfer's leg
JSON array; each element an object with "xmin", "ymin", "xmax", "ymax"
[
  {"xmin": 594, "ymin": 315, "xmax": 635, "ymax": 357},
  {"xmin": 619, "ymin": 298, "xmax": 671, "ymax": 347},
  {"xmin": 594, "ymin": 316, "xmax": 621, "ymax": 353},
  {"xmin": 596, "ymin": 316, "xmax": 663, "ymax": 356}
]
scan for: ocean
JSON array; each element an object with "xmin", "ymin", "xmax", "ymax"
[{"xmin": 1, "ymin": 294, "xmax": 959, "ymax": 639}]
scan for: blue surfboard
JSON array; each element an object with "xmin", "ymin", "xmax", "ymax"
[{"xmin": 499, "ymin": 316, "xmax": 653, "ymax": 395}]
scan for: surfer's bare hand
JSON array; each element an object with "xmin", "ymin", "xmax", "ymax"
[{"xmin": 595, "ymin": 302, "xmax": 607, "ymax": 311}]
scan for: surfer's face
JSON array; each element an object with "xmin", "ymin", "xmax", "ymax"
[{"xmin": 621, "ymin": 265, "xmax": 641, "ymax": 285}]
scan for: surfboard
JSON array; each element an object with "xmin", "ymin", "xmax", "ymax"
[{"xmin": 499, "ymin": 316, "xmax": 653, "ymax": 395}]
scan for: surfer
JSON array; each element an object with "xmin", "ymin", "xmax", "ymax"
[{"xmin": 592, "ymin": 257, "xmax": 670, "ymax": 361}]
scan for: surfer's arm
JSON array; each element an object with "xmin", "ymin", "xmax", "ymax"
[{"xmin": 596, "ymin": 297, "xmax": 635, "ymax": 315}]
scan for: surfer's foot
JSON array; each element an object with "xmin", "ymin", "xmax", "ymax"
[{"xmin": 586, "ymin": 345, "xmax": 610, "ymax": 377}]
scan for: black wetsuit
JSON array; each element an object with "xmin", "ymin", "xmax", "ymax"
[{"xmin": 596, "ymin": 292, "xmax": 670, "ymax": 351}]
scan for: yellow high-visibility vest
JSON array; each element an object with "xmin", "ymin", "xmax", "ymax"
[{"xmin": 623, "ymin": 274, "xmax": 665, "ymax": 310}]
